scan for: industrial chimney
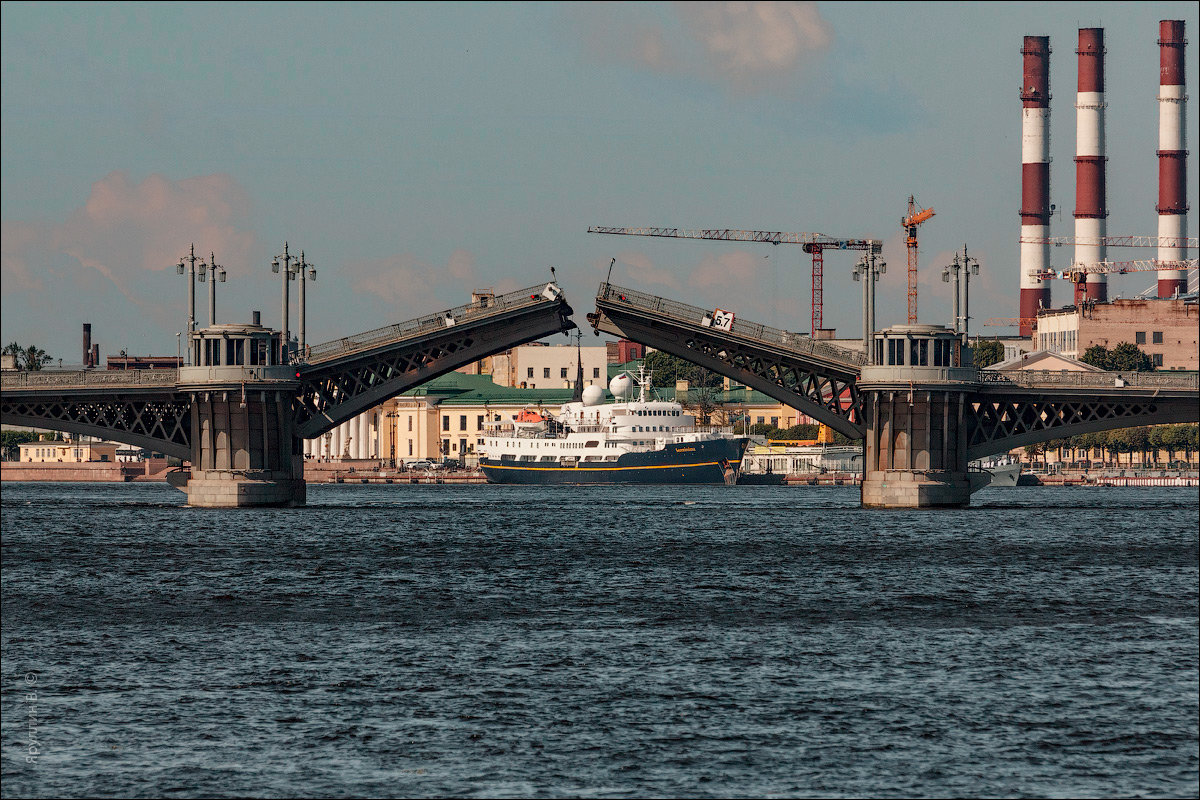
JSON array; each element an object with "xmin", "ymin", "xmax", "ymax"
[
  {"xmin": 1075, "ymin": 28, "xmax": 1107, "ymax": 303},
  {"xmin": 82, "ymin": 323, "xmax": 92, "ymax": 368},
  {"xmin": 1020, "ymin": 35, "xmax": 1053, "ymax": 336},
  {"xmin": 1157, "ymin": 19, "xmax": 1188, "ymax": 297}
]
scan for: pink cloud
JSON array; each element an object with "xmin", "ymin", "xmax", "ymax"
[
  {"xmin": 2, "ymin": 172, "xmax": 256, "ymax": 331},
  {"xmin": 350, "ymin": 249, "xmax": 492, "ymax": 319}
]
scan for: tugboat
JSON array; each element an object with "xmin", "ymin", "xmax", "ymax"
[{"xmin": 479, "ymin": 366, "xmax": 748, "ymax": 485}]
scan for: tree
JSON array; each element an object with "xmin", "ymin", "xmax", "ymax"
[
  {"xmin": 1080, "ymin": 344, "xmax": 1112, "ymax": 370},
  {"xmin": 640, "ymin": 350, "xmax": 722, "ymax": 389},
  {"xmin": 2, "ymin": 341, "xmax": 54, "ymax": 371},
  {"xmin": 971, "ymin": 339, "xmax": 1005, "ymax": 368},
  {"xmin": 1107, "ymin": 342, "xmax": 1154, "ymax": 372},
  {"xmin": 0, "ymin": 430, "xmax": 38, "ymax": 461},
  {"xmin": 1080, "ymin": 342, "xmax": 1154, "ymax": 372}
]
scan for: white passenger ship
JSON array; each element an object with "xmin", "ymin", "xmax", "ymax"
[{"xmin": 479, "ymin": 368, "xmax": 748, "ymax": 484}]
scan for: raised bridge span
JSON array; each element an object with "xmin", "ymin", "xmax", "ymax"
[
  {"xmin": 589, "ymin": 282, "xmax": 1198, "ymax": 506},
  {"xmin": 2, "ymin": 282, "xmax": 575, "ymax": 506}
]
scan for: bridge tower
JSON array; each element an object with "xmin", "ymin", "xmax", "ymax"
[
  {"xmin": 859, "ymin": 324, "xmax": 981, "ymax": 508},
  {"xmin": 175, "ymin": 320, "xmax": 305, "ymax": 507}
]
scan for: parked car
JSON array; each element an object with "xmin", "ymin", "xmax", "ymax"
[{"xmin": 406, "ymin": 460, "xmax": 434, "ymax": 471}]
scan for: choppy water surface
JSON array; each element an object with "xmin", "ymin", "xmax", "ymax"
[{"xmin": 2, "ymin": 482, "xmax": 1197, "ymax": 798}]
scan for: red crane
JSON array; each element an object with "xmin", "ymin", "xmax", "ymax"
[
  {"xmin": 587, "ymin": 226, "xmax": 882, "ymax": 335},
  {"xmin": 901, "ymin": 196, "xmax": 935, "ymax": 324}
]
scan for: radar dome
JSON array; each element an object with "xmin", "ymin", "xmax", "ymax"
[
  {"xmin": 581, "ymin": 384, "xmax": 605, "ymax": 406},
  {"xmin": 608, "ymin": 372, "xmax": 633, "ymax": 399}
]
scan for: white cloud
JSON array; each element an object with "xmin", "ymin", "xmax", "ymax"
[
  {"xmin": 575, "ymin": 1, "xmax": 832, "ymax": 94},
  {"xmin": 675, "ymin": 1, "xmax": 832, "ymax": 90}
]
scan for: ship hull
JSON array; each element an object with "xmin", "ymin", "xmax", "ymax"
[{"xmin": 481, "ymin": 438, "xmax": 747, "ymax": 485}]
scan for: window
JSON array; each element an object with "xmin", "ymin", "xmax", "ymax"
[
  {"xmin": 442, "ymin": 416, "xmax": 450, "ymax": 431},
  {"xmin": 408, "ymin": 441, "xmax": 413, "ymax": 456},
  {"xmin": 477, "ymin": 415, "xmax": 484, "ymax": 429},
  {"xmin": 459, "ymin": 415, "xmax": 467, "ymax": 431},
  {"xmin": 527, "ymin": 367, "xmax": 534, "ymax": 378},
  {"xmin": 756, "ymin": 417, "xmax": 765, "ymax": 424},
  {"xmin": 561, "ymin": 367, "xmax": 568, "ymax": 379},
  {"xmin": 407, "ymin": 416, "xmax": 413, "ymax": 432},
  {"xmin": 593, "ymin": 368, "xmax": 600, "ymax": 378},
  {"xmin": 933, "ymin": 339, "xmax": 951, "ymax": 367},
  {"xmin": 1152, "ymin": 353, "xmax": 1164, "ymax": 367},
  {"xmin": 1135, "ymin": 331, "xmax": 1146, "ymax": 344},
  {"xmin": 1152, "ymin": 331, "xmax": 1163, "ymax": 344},
  {"xmin": 910, "ymin": 339, "xmax": 928, "ymax": 366},
  {"xmin": 770, "ymin": 417, "xmax": 779, "ymax": 426},
  {"xmin": 887, "ymin": 338, "xmax": 901, "ymax": 365}
]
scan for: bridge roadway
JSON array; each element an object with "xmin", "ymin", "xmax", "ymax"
[
  {"xmin": 592, "ymin": 280, "xmax": 1200, "ymax": 474},
  {"xmin": 1, "ymin": 282, "xmax": 575, "ymax": 503}
]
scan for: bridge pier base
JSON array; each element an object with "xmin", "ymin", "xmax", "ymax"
[
  {"xmin": 179, "ymin": 367, "xmax": 306, "ymax": 508},
  {"xmin": 859, "ymin": 326, "xmax": 980, "ymax": 509}
]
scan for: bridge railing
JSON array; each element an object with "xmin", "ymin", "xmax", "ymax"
[
  {"xmin": 979, "ymin": 369, "xmax": 1199, "ymax": 390},
  {"xmin": 304, "ymin": 282, "xmax": 564, "ymax": 364},
  {"xmin": 598, "ymin": 282, "xmax": 867, "ymax": 367},
  {"xmin": 1, "ymin": 369, "xmax": 179, "ymax": 390}
]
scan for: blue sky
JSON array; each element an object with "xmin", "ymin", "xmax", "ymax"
[{"xmin": 2, "ymin": 1, "xmax": 1197, "ymax": 363}]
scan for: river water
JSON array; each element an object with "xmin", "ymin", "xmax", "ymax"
[{"xmin": 1, "ymin": 482, "xmax": 1197, "ymax": 798}]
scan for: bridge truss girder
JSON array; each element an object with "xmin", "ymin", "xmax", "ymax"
[
  {"xmin": 0, "ymin": 391, "xmax": 193, "ymax": 460},
  {"xmin": 294, "ymin": 301, "xmax": 575, "ymax": 439},
  {"xmin": 965, "ymin": 390, "xmax": 1198, "ymax": 461},
  {"xmin": 589, "ymin": 306, "xmax": 865, "ymax": 438}
]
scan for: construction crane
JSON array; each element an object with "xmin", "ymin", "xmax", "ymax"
[
  {"xmin": 987, "ymin": 258, "xmax": 1198, "ymax": 327},
  {"xmin": 1028, "ymin": 258, "xmax": 1198, "ymax": 281},
  {"xmin": 901, "ymin": 196, "xmax": 935, "ymax": 324},
  {"xmin": 587, "ymin": 226, "xmax": 882, "ymax": 335},
  {"xmin": 1018, "ymin": 234, "xmax": 1198, "ymax": 248},
  {"xmin": 983, "ymin": 317, "xmax": 1038, "ymax": 328}
]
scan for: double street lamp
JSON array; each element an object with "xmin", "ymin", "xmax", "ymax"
[
  {"xmin": 942, "ymin": 244, "xmax": 981, "ymax": 335},
  {"xmin": 176, "ymin": 244, "xmax": 226, "ymax": 364},
  {"xmin": 197, "ymin": 251, "xmax": 226, "ymax": 327},
  {"xmin": 272, "ymin": 243, "xmax": 317, "ymax": 364},
  {"xmin": 852, "ymin": 252, "xmax": 887, "ymax": 363}
]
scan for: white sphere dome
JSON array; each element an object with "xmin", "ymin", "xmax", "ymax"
[
  {"xmin": 608, "ymin": 372, "xmax": 633, "ymax": 398},
  {"xmin": 581, "ymin": 384, "xmax": 605, "ymax": 406}
]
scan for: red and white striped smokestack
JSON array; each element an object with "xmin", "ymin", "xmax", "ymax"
[
  {"xmin": 1075, "ymin": 28, "xmax": 1107, "ymax": 303},
  {"xmin": 1157, "ymin": 19, "xmax": 1188, "ymax": 298},
  {"xmin": 1020, "ymin": 35, "xmax": 1052, "ymax": 336}
]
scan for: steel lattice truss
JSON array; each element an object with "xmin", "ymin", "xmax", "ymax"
[
  {"xmin": 590, "ymin": 300, "xmax": 865, "ymax": 437},
  {"xmin": 294, "ymin": 300, "xmax": 575, "ymax": 439},
  {"xmin": 680, "ymin": 333, "xmax": 864, "ymax": 435},
  {"xmin": 295, "ymin": 330, "xmax": 482, "ymax": 436},
  {"xmin": 1, "ymin": 391, "xmax": 192, "ymax": 459},
  {"xmin": 965, "ymin": 392, "xmax": 1195, "ymax": 461}
]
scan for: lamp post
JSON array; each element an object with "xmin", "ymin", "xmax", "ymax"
[
  {"xmin": 960, "ymin": 244, "xmax": 980, "ymax": 338},
  {"xmin": 942, "ymin": 245, "xmax": 980, "ymax": 335},
  {"xmin": 175, "ymin": 244, "xmax": 207, "ymax": 361},
  {"xmin": 198, "ymin": 252, "xmax": 227, "ymax": 327},
  {"xmin": 296, "ymin": 251, "xmax": 316, "ymax": 359},
  {"xmin": 852, "ymin": 252, "xmax": 887, "ymax": 363},
  {"xmin": 942, "ymin": 254, "xmax": 962, "ymax": 333},
  {"xmin": 272, "ymin": 243, "xmax": 299, "ymax": 364}
]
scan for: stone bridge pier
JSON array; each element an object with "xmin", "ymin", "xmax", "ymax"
[
  {"xmin": 859, "ymin": 325, "xmax": 982, "ymax": 508},
  {"xmin": 176, "ymin": 323, "xmax": 305, "ymax": 507}
]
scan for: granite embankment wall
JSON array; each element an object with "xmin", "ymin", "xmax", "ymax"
[{"xmin": 1, "ymin": 459, "xmax": 171, "ymax": 482}]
